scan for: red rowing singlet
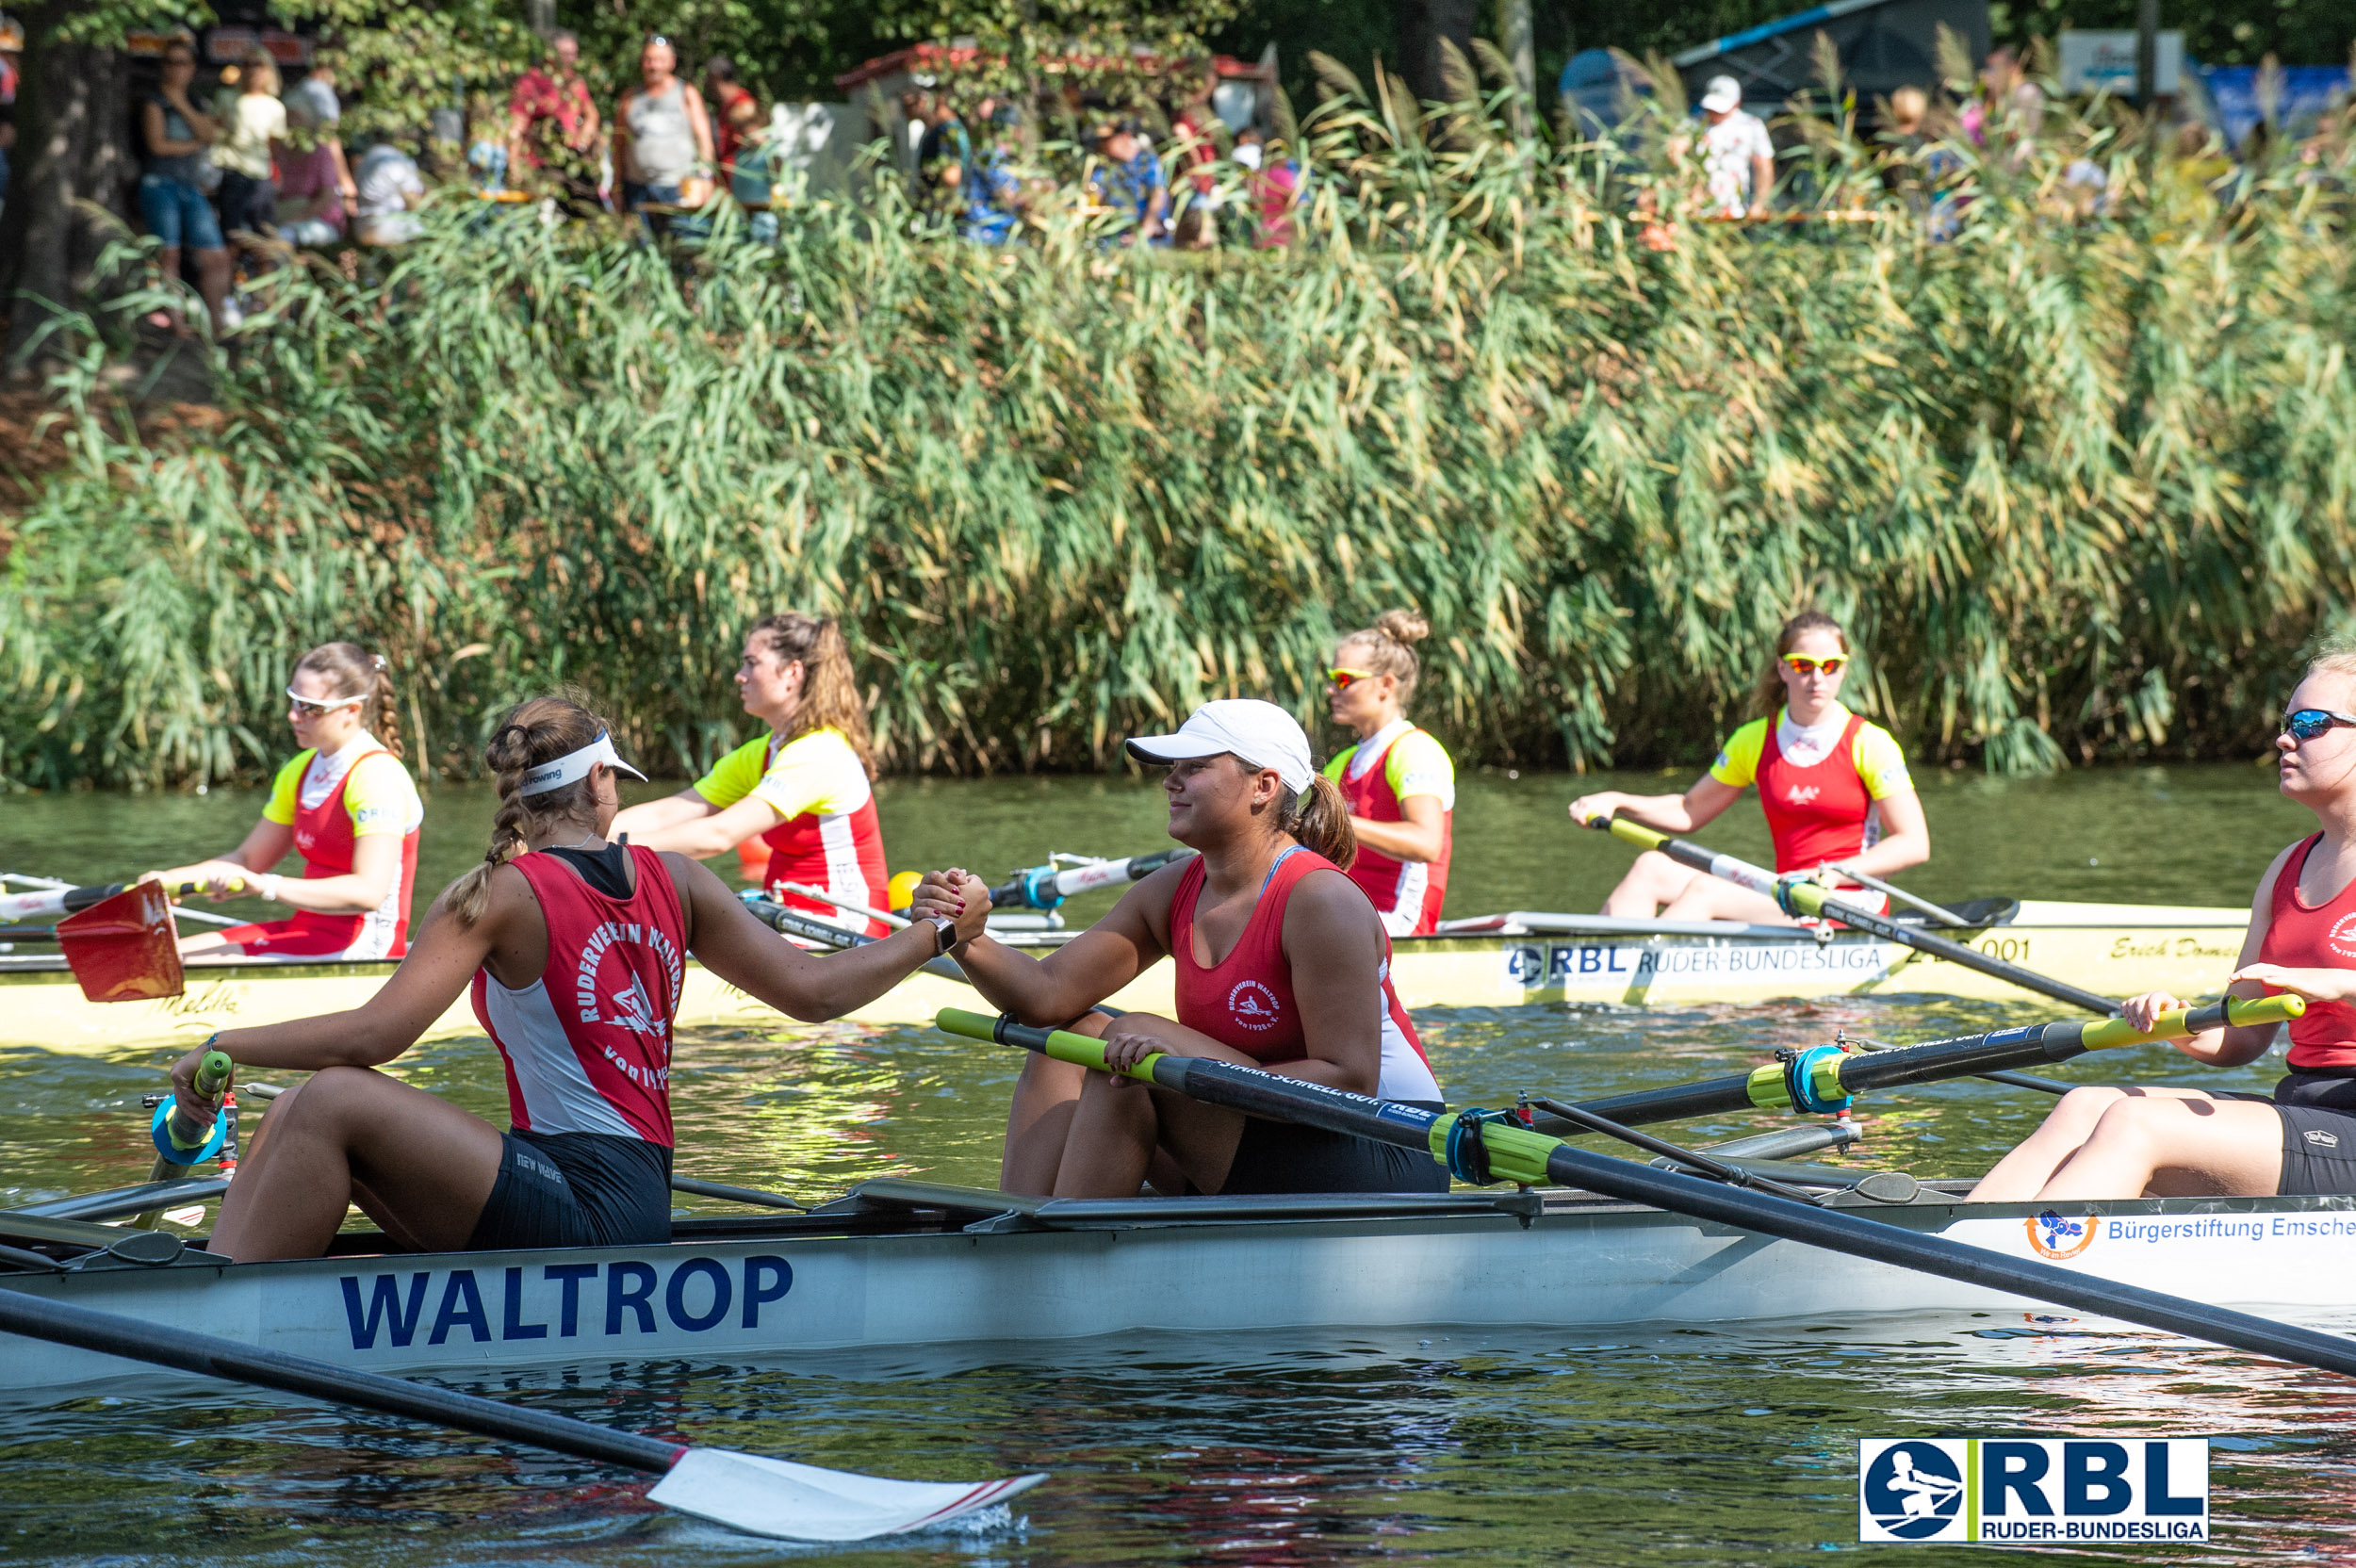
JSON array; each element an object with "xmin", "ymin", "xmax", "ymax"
[
  {"xmin": 470, "ymin": 845, "xmax": 686, "ymax": 1144},
  {"xmin": 2260, "ymin": 834, "xmax": 2356, "ymax": 1070},
  {"xmin": 1326, "ymin": 725, "xmax": 1453, "ymax": 937},
  {"xmin": 1757, "ymin": 711, "xmax": 1874, "ymax": 874},
  {"xmin": 1170, "ymin": 847, "xmax": 1443, "ymax": 1102}
]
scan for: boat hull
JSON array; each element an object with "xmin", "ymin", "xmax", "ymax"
[
  {"xmin": 0, "ymin": 899, "xmax": 2250, "ymax": 1054},
  {"xmin": 2, "ymin": 1191, "xmax": 2348, "ymax": 1390}
]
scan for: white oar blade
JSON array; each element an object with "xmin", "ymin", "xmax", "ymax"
[{"xmin": 647, "ymin": 1447, "xmax": 1045, "ymax": 1542}]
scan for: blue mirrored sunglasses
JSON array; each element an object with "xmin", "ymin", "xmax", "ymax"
[{"xmin": 2282, "ymin": 709, "xmax": 2356, "ymax": 742}]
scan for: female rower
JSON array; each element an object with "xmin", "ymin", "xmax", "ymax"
[
  {"xmin": 1323, "ymin": 608, "xmax": 1455, "ymax": 936},
  {"xmin": 1969, "ymin": 651, "xmax": 2356, "ymax": 1202},
  {"xmin": 610, "ymin": 612, "xmax": 892, "ymax": 934},
  {"xmin": 169, "ymin": 693, "xmax": 986, "ymax": 1263},
  {"xmin": 916, "ymin": 699, "xmax": 1448, "ymax": 1200},
  {"xmin": 147, "ymin": 643, "xmax": 422, "ymax": 958},
  {"xmin": 1568, "ymin": 610, "xmax": 1929, "ymax": 923}
]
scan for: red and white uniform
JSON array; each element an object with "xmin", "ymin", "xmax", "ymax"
[
  {"xmin": 1322, "ymin": 719, "xmax": 1454, "ymax": 936},
  {"xmin": 1170, "ymin": 847, "xmax": 1444, "ymax": 1102},
  {"xmin": 218, "ymin": 738, "xmax": 422, "ymax": 959},
  {"xmin": 470, "ymin": 845, "xmax": 684, "ymax": 1144},
  {"xmin": 1707, "ymin": 704, "xmax": 1913, "ymax": 913},
  {"xmin": 694, "ymin": 727, "xmax": 892, "ymax": 936},
  {"xmin": 2260, "ymin": 834, "xmax": 2356, "ymax": 1072}
]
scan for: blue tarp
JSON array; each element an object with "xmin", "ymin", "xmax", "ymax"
[{"xmin": 2197, "ymin": 65, "xmax": 2350, "ymax": 148}]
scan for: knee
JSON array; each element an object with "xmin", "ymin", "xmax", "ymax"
[
  {"xmin": 2085, "ymin": 1097, "xmax": 2165, "ymax": 1152},
  {"xmin": 2054, "ymin": 1085, "xmax": 2129, "ymax": 1126},
  {"xmin": 279, "ymin": 1066, "xmax": 380, "ymax": 1125}
]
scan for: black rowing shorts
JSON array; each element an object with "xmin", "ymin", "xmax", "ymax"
[
  {"xmin": 2275, "ymin": 1104, "xmax": 2356, "ymax": 1197},
  {"xmin": 1219, "ymin": 1101, "xmax": 1452, "ymax": 1196},
  {"xmin": 467, "ymin": 1129, "xmax": 674, "ymax": 1250}
]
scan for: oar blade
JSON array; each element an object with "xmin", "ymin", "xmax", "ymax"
[
  {"xmin": 648, "ymin": 1447, "xmax": 1044, "ymax": 1541},
  {"xmin": 57, "ymin": 882, "xmax": 184, "ymax": 1003}
]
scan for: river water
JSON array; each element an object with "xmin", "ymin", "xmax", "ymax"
[{"xmin": 3, "ymin": 764, "xmax": 2349, "ymax": 1564}]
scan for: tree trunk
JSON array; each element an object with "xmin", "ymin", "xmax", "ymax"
[
  {"xmin": 1, "ymin": 4, "xmax": 136, "ymax": 376},
  {"xmin": 1390, "ymin": 0, "xmax": 1481, "ymax": 107},
  {"xmin": 1498, "ymin": 0, "xmax": 1534, "ymax": 139}
]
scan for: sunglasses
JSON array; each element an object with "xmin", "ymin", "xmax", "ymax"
[
  {"xmin": 2282, "ymin": 709, "xmax": 2356, "ymax": 742},
  {"xmin": 286, "ymin": 687, "xmax": 366, "ymax": 717},
  {"xmin": 1327, "ymin": 667, "xmax": 1379, "ymax": 690},
  {"xmin": 1782, "ymin": 655, "xmax": 1848, "ymax": 677}
]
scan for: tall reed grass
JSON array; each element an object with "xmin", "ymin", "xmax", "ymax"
[{"xmin": 4, "ymin": 70, "xmax": 2352, "ymax": 789}]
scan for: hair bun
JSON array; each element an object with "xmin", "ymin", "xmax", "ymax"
[
  {"xmin": 371, "ymin": 653, "xmax": 387, "ymax": 672},
  {"xmin": 1371, "ymin": 608, "xmax": 1430, "ymax": 645}
]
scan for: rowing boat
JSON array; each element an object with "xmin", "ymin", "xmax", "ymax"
[
  {"xmin": 2, "ymin": 1176, "xmax": 2348, "ymax": 1391},
  {"xmin": 0, "ymin": 896, "xmax": 2248, "ymax": 1053}
]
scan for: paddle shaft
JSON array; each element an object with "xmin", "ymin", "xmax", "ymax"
[
  {"xmin": 0, "ymin": 879, "xmax": 238, "ymax": 923},
  {"xmin": 941, "ymin": 1009, "xmax": 2356, "ymax": 1380},
  {"xmin": 988, "ymin": 849, "xmax": 1195, "ymax": 911},
  {"xmin": 1586, "ymin": 816, "xmax": 2120, "ymax": 1015},
  {"xmin": 0, "ymin": 1287, "xmax": 682, "ymax": 1471},
  {"xmin": 1541, "ymin": 995, "xmax": 2301, "ymax": 1133}
]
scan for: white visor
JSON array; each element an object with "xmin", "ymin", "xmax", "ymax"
[{"xmin": 518, "ymin": 730, "xmax": 649, "ymax": 796}]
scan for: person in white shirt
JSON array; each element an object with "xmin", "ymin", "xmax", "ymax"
[
  {"xmin": 1697, "ymin": 74, "xmax": 1775, "ymax": 219},
  {"xmin": 353, "ymin": 134, "xmax": 426, "ymax": 245}
]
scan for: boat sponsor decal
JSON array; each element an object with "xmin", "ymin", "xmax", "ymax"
[
  {"xmin": 2026, "ymin": 1211, "xmax": 2099, "ymax": 1260},
  {"xmin": 337, "ymin": 1254, "xmax": 794, "ymax": 1351},
  {"xmin": 1859, "ymin": 1439, "xmax": 2207, "ymax": 1544},
  {"xmin": 1506, "ymin": 939, "xmax": 1893, "ymax": 988},
  {"xmin": 2105, "ymin": 934, "xmax": 2242, "ymax": 962},
  {"xmin": 1225, "ymin": 980, "xmax": 1282, "ymax": 1032}
]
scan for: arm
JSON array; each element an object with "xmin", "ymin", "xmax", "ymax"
[
  {"xmin": 327, "ymin": 137, "xmax": 355, "ymax": 202},
  {"xmin": 685, "ymin": 87, "xmax": 714, "ymax": 165},
  {"xmin": 148, "ymin": 818, "xmax": 298, "ymax": 896},
  {"xmin": 1350, "ymin": 793, "xmax": 1447, "ymax": 863},
  {"xmin": 1095, "ymin": 870, "xmax": 1383, "ymax": 1095},
  {"xmin": 1749, "ymin": 151, "xmax": 1775, "ymax": 216},
  {"xmin": 2119, "ymin": 845, "xmax": 2291, "ymax": 1068},
  {"xmin": 1840, "ymin": 786, "xmax": 1929, "ymax": 879},
  {"xmin": 1569, "ymin": 775, "xmax": 1743, "ymax": 836},
  {"xmin": 576, "ymin": 90, "xmax": 600, "ymax": 149},
  {"xmin": 612, "ymin": 93, "xmax": 632, "ymax": 172},
  {"xmin": 943, "ymin": 862, "xmax": 1181, "ymax": 1025},
  {"xmin": 674, "ymin": 855, "xmax": 984, "ymax": 1021},
  {"xmin": 145, "ymin": 99, "xmax": 208, "ymax": 158},
  {"xmin": 614, "ymin": 789, "xmax": 779, "ymax": 859}
]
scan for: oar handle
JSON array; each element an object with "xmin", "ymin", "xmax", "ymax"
[
  {"xmin": 165, "ymin": 1049, "xmax": 236, "ymax": 1152},
  {"xmin": 166, "ymin": 877, "xmax": 248, "ymax": 898},
  {"xmin": 2092, "ymin": 991, "xmax": 2301, "ymax": 1045},
  {"xmin": 936, "ymin": 1008, "xmax": 1162, "ymax": 1082},
  {"xmin": 1578, "ymin": 813, "xmax": 1669, "ymax": 852}
]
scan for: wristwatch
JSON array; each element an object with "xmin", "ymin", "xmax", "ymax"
[{"xmin": 922, "ymin": 914, "xmax": 958, "ymax": 954}]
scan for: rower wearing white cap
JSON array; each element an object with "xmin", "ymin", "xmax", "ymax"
[
  {"xmin": 913, "ymin": 698, "xmax": 1448, "ymax": 1199},
  {"xmin": 167, "ymin": 692, "xmax": 990, "ymax": 1263},
  {"xmin": 1697, "ymin": 73, "xmax": 1775, "ymax": 219}
]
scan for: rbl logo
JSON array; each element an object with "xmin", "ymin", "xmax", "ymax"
[{"xmin": 1859, "ymin": 1439, "xmax": 2208, "ymax": 1544}]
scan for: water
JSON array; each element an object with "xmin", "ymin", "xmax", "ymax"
[{"xmin": 1, "ymin": 764, "xmax": 2344, "ymax": 1564}]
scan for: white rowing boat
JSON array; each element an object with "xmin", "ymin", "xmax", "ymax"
[
  {"xmin": 2, "ymin": 1177, "xmax": 2348, "ymax": 1391},
  {"xmin": 0, "ymin": 897, "xmax": 2249, "ymax": 1054}
]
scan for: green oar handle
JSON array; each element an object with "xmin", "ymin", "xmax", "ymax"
[
  {"xmin": 166, "ymin": 1050, "xmax": 236, "ymax": 1152},
  {"xmin": 937, "ymin": 1009, "xmax": 1160, "ymax": 1081},
  {"xmin": 1584, "ymin": 812, "xmax": 2120, "ymax": 1017}
]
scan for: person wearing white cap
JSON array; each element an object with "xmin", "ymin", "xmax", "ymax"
[
  {"xmin": 912, "ymin": 698, "xmax": 1449, "ymax": 1200},
  {"xmin": 166, "ymin": 691, "xmax": 990, "ymax": 1263},
  {"xmin": 1697, "ymin": 73, "xmax": 1775, "ymax": 219}
]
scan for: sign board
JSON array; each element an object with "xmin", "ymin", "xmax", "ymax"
[{"xmin": 2059, "ymin": 29, "xmax": 2184, "ymax": 96}]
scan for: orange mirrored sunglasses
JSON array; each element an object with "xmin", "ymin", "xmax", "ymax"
[
  {"xmin": 1782, "ymin": 655, "xmax": 1848, "ymax": 677},
  {"xmin": 1327, "ymin": 667, "xmax": 1378, "ymax": 689}
]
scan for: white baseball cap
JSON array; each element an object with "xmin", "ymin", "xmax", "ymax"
[
  {"xmin": 1700, "ymin": 74, "xmax": 1742, "ymax": 113},
  {"xmin": 1126, "ymin": 700, "xmax": 1314, "ymax": 793}
]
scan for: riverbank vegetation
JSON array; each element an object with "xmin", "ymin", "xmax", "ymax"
[{"xmin": 4, "ymin": 69, "xmax": 2352, "ymax": 789}]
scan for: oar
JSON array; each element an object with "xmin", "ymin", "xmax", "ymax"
[
  {"xmin": 747, "ymin": 897, "xmax": 1124, "ymax": 1021},
  {"xmin": 935, "ymin": 1007, "xmax": 2356, "ymax": 1380},
  {"xmin": 0, "ymin": 1288, "xmax": 1042, "ymax": 1540},
  {"xmin": 55, "ymin": 881, "xmax": 185, "ymax": 1004},
  {"xmin": 0, "ymin": 876, "xmax": 241, "ymax": 923},
  {"xmin": 988, "ymin": 849, "xmax": 1196, "ymax": 912},
  {"xmin": 1579, "ymin": 813, "xmax": 2120, "ymax": 1015},
  {"xmin": 1539, "ymin": 994, "xmax": 2302, "ymax": 1135},
  {"xmin": 130, "ymin": 1049, "xmax": 236, "ymax": 1230}
]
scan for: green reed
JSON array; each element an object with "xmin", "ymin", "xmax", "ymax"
[{"xmin": 4, "ymin": 74, "xmax": 2352, "ymax": 790}]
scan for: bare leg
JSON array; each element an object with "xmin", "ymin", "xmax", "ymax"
[
  {"xmin": 1658, "ymin": 876, "xmax": 1794, "ymax": 924},
  {"xmin": 999, "ymin": 1013, "xmax": 1109, "ymax": 1195},
  {"xmin": 1052, "ymin": 1074, "xmax": 1247, "ymax": 1199},
  {"xmin": 193, "ymin": 246, "xmax": 231, "ymax": 332},
  {"xmin": 1968, "ymin": 1086, "xmax": 2135, "ymax": 1200},
  {"xmin": 1600, "ymin": 852, "xmax": 1700, "ymax": 918},
  {"xmin": 209, "ymin": 1065, "xmax": 505, "ymax": 1261},
  {"xmin": 155, "ymin": 245, "xmax": 187, "ymax": 331},
  {"xmin": 177, "ymin": 929, "xmax": 246, "ymax": 956},
  {"xmin": 2036, "ymin": 1095, "xmax": 2284, "ymax": 1200}
]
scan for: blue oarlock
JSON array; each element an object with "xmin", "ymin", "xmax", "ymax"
[{"xmin": 150, "ymin": 1099, "xmax": 230, "ymax": 1165}]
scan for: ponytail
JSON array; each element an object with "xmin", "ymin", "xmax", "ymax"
[
  {"xmin": 444, "ymin": 691, "xmax": 613, "ymax": 928},
  {"xmin": 1277, "ymin": 774, "xmax": 1357, "ymax": 870},
  {"xmin": 748, "ymin": 612, "xmax": 875, "ymax": 776},
  {"xmin": 293, "ymin": 642, "xmax": 403, "ymax": 759}
]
